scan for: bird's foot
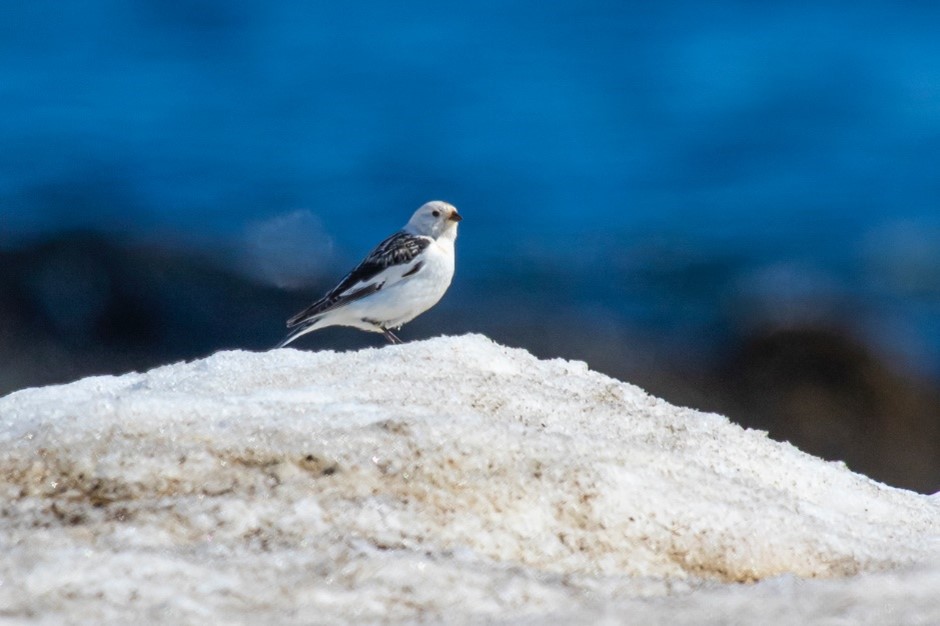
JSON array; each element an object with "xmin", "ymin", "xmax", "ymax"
[{"xmin": 382, "ymin": 328, "xmax": 403, "ymax": 344}]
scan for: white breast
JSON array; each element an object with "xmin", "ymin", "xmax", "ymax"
[
  {"xmin": 334, "ymin": 236, "xmax": 455, "ymax": 331},
  {"xmin": 383, "ymin": 238, "xmax": 455, "ymax": 327}
]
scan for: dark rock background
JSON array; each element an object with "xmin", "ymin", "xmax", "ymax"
[{"xmin": 3, "ymin": 234, "xmax": 938, "ymax": 493}]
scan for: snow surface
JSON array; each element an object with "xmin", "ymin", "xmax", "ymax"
[{"xmin": 0, "ymin": 334, "xmax": 938, "ymax": 624}]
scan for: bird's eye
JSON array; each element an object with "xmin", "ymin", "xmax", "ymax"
[{"xmin": 432, "ymin": 210, "xmax": 440, "ymax": 217}]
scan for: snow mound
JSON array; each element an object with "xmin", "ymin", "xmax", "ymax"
[{"xmin": 1, "ymin": 334, "xmax": 938, "ymax": 623}]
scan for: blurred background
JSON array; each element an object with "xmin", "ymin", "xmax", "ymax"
[{"xmin": 2, "ymin": 1, "xmax": 939, "ymax": 493}]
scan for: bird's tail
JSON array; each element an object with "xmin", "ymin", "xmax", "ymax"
[{"xmin": 273, "ymin": 318, "xmax": 323, "ymax": 349}]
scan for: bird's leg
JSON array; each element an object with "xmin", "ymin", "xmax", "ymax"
[{"xmin": 382, "ymin": 328, "xmax": 403, "ymax": 344}]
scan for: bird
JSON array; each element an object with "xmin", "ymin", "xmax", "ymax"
[{"xmin": 274, "ymin": 200, "xmax": 461, "ymax": 348}]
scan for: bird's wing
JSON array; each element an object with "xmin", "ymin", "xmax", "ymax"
[{"xmin": 286, "ymin": 231, "xmax": 432, "ymax": 328}]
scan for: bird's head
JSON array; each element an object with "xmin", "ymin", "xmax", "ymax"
[{"xmin": 405, "ymin": 201, "xmax": 461, "ymax": 240}]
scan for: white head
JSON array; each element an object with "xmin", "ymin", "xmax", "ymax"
[{"xmin": 404, "ymin": 201, "xmax": 462, "ymax": 240}]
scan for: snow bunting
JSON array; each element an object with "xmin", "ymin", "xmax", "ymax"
[{"xmin": 275, "ymin": 201, "xmax": 461, "ymax": 347}]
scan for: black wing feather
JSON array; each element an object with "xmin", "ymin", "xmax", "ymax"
[{"xmin": 286, "ymin": 231, "xmax": 431, "ymax": 327}]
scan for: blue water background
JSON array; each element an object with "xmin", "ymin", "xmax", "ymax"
[{"xmin": 2, "ymin": 1, "xmax": 939, "ymax": 373}]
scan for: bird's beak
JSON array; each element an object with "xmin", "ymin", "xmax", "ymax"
[{"xmin": 449, "ymin": 211, "xmax": 463, "ymax": 223}]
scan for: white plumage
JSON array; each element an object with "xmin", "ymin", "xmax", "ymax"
[{"xmin": 275, "ymin": 201, "xmax": 461, "ymax": 347}]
